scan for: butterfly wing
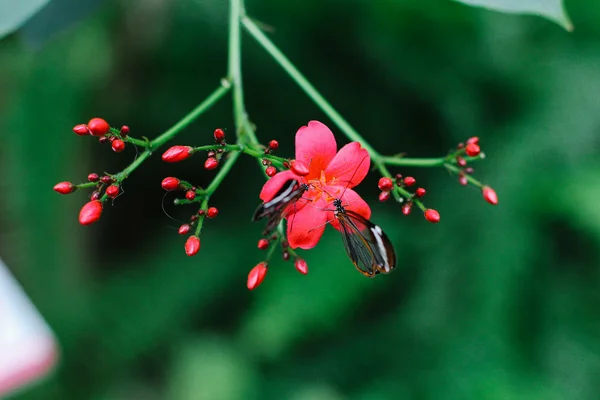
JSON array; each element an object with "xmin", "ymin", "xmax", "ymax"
[
  {"xmin": 253, "ymin": 179, "xmax": 307, "ymax": 235},
  {"xmin": 337, "ymin": 210, "xmax": 396, "ymax": 277}
]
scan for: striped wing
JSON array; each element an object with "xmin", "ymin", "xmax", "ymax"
[{"xmin": 337, "ymin": 210, "xmax": 396, "ymax": 277}]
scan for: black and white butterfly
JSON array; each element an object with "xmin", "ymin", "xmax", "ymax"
[
  {"xmin": 332, "ymin": 198, "xmax": 396, "ymax": 277},
  {"xmin": 252, "ymin": 179, "xmax": 309, "ymax": 235}
]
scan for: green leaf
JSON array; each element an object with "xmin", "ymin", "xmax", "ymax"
[
  {"xmin": 0, "ymin": 0, "xmax": 50, "ymax": 39},
  {"xmin": 454, "ymin": 0, "xmax": 573, "ymax": 31}
]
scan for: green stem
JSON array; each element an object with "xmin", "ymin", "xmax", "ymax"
[
  {"xmin": 241, "ymin": 15, "xmax": 380, "ymax": 159},
  {"xmin": 228, "ymin": 0, "xmax": 245, "ymax": 134},
  {"xmin": 205, "ymin": 151, "xmax": 241, "ymax": 195},
  {"xmin": 114, "ymin": 151, "xmax": 152, "ymax": 181},
  {"xmin": 151, "ymin": 83, "xmax": 231, "ymax": 149},
  {"xmin": 382, "ymin": 157, "xmax": 446, "ymax": 167},
  {"xmin": 445, "ymin": 163, "xmax": 482, "ymax": 188},
  {"xmin": 111, "ymin": 84, "xmax": 230, "ymax": 182},
  {"xmin": 124, "ymin": 136, "xmax": 150, "ymax": 148},
  {"xmin": 76, "ymin": 182, "xmax": 98, "ymax": 189},
  {"xmin": 194, "ymin": 198, "xmax": 209, "ymax": 236},
  {"xmin": 193, "ymin": 144, "xmax": 288, "ymax": 168},
  {"xmin": 228, "ymin": 0, "xmax": 264, "ymax": 182}
]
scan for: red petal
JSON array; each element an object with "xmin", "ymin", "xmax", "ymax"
[
  {"xmin": 328, "ymin": 187, "xmax": 371, "ymax": 231},
  {"xmin": 295, "ymin": 121, "xmax": 337, "ymax": 181},
  {"xmin": 286, "ymin": 196, "xmax": 328, "ymax": 249},
  {"xmin": 259, "ymin": 170, "xmax": 301, "ymax": 202},
  {"xmin": 324, "ymin": 142, "xmax": 369, "ymax": 188}
]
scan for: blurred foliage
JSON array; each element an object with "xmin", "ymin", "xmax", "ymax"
[
  {"xmin": 2, "ymin": 0, "xmax": 600, "ymax": 399},
  {"xmin": 454, "ymin": 0, "xmax": 572, "ymax": 31}
]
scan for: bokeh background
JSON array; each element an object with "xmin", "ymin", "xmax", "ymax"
[{"xmin": 2, "ymin": 0, "xmax": 600, "ymax": 399}]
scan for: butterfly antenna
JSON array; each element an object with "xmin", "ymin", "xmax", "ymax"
[
  {"xmin": 339, "ymin": 153, "xmax": 369, "ymax": 201},
  {"xmin": 308, "ymin": 217, "xmax": 336, "ymax": 233},
  {"xmin": 161, "ymin": 192, "xmax": 185, "ymax": 224}
]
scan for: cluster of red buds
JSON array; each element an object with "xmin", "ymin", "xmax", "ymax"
[
  {"xmin": 55, "ymin": 116, "xmax": 134, "ymax": 225},
  {"xmin": 262, "ymin": 140, "xmax": 280, "ymax": 177},
  {"xmin": 450, "ymin": 137, "xmax": 498, "ymax": 206},
  {"xmin": 54, "ymin": 174, "xmax": 121, "ymax": 225},
  {"xmin": 161, "ymin": 177, "xmax": 220, "ymax": 257},
  {"xmin": 249, "ymin": 236, "xmax": 308, "ymax": 290},
  {"xmin": 161, "ymin": 128, "xmax": 229, "ymax": 171},
  {"xmin": 377, "ymin": 175, "xmax": 440, "ymax": 224},
  {"xmin": 73, "ymin": 117, "xmax": 130, "ymax": 153},
  {"xmin": 160, "ymin": 129, "xmax": 233, "ymax": 256}
]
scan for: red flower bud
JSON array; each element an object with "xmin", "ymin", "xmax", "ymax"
[
  {"xmin": 466, "ymin": 136, "xmax": 479, "ymax": 145},
  {"xmin": 283, "ymin": 251, "xmax": 290, "ymax": 261},
  {"xmin": 402, "ymin": 202, "xmax": 412, "ymax": 215},
  {"xmin": 379, "ymin": 191, "xmax": 390, "ymax": 202},
  {"xmin": 458, "ymin": 174, "xmax": 468, "ymax": 186},
  {"xmin": 120, "ymin": 125, "xmax": 129, "ymax": 136},
  {"xmin": 247, "ymin": 262, "xmax": 268, "ymax": 290},
  {"xmin": 207, "ymin": 207, "xmax": 219, "ymax": 218},
  {"xmin": 403, "ymin": 176, "xmax": 416, "ymax": 186},
  {"xmin": 257, "ymin": 239, "xmax": 269, "ymax": 250},
  {"xmin": 106, "ymin": 185, "xmax": 119, "ymax": 198},
  {"xmin": 214, "ymin": 128, "xmax": 225, "ymax": 142},
  {"xmin": 424, "ymin": 209, "xmax": 440, "ymax": 223},
  {"xmin": 185, "ymin": 190, "xmax": 196, "ymax": 200},
  {"xmin": 378, "ymin": 177, "xmax": 393, "ymax": 192},
  {"xmin": 88, "ymin": 173, "xmax": 99, "ymax": 182},
  {"xmin": 290, "ymin": 160, "xmax": 309, "ymax": 176},
  {"xmin": 456, "ymin": 156, "xmax": 467, "ymax": 167},
  {"xmin": 268, "ymin": 140, "xmax": 279, "ymax": 150},
  {"xmin": 87, "ymin": 118, "xmax": 110, "ymax": 137},
  {"xmin": 99, "ymin": 136, "xmax": 109, "ymax": 144},
  {"xmin": 266, "ymin": 166, "xmax": 277, "ymax": 177},
  {"xmin": 111, "ymin": 139, "xmax": 125, "ymax": 153},
  {"xmin": 162, "ymin": 146, "xmax": 193, "ymax": 162},
  {"xmin": 465, "ymin": 143, "xmax": 480, "ymax": 157},
  {"xmin": 90, "ymin": 191, "xmax": 101, "ymax": 201},
  {"xmin": 294, "ymin": 258, "xmax": 308, "ymax": 275},
  {"xmin": 415, "ymin": 188, "xmax": 426, "ymax": 197},
  {"xmin": 185, "ymin": 235, "xmax": 200, "ymax": 256},
  {"xmin": 204, "ymin": 157, "xmax": 219, "ymax": 170},
  {"xmin": 178, "ymin": 224, "xmax": 190, "ymax": 235},
  {"xmin": 101, "ymin": 176, "xmax": 113, "ymax": 184},
  {"xmin": 79, "ymin": 200, "xmax": 103, "ymax": 225},
  {"xmin": 53, "ymin": 182, "xmax": 75, "ymax": 194},
  {"xmin": 161, "ymin": 177, "xmax": 180, "ymax": 191},
  {"xmin": 482, "ymin": 186, "xmax": 498, "ymax": 205},
  {"xmin": 73, "ymin": 124, "xmax": 89, "ymax": 136}
]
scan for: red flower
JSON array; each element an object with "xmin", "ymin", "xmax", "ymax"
[{"xmin": 259, "ymin": 121, "xmax": 370, "ymax": 249}]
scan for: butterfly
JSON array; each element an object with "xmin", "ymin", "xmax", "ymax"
[
  {"xmin": 332, "ymin": 197, "xmax": 397, "ymax": 277},
  {"xmin": 253, "ymin": 179, "xmax": 309, "ymax": 235}
]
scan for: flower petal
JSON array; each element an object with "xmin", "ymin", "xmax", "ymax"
[
  {"xmin": 259, "ymin": 170, "xmax": 301, "ymax": 202},
  {"xmin": 324, "ymin": 142, "xmax": 370, "ymax": 188},
  {"xmin": 295, "ymin": 121, "xmax": 337, "ymax": 181},
  {"xmin": 327, "ymin": 187, "xmax": 371, "ymax": 231},
  {"xmin": 286, "ymin": 196, "xmax": 329, "ymax": 249}
]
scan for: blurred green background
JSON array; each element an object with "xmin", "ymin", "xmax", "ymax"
[{"xmin": 2, "ymin": 0, "xmax": 600, "ymax": 399}]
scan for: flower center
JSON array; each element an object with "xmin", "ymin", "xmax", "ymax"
[{"xmin": 308, "ymin": 170, "xmax": 339, "ymax": 202}]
